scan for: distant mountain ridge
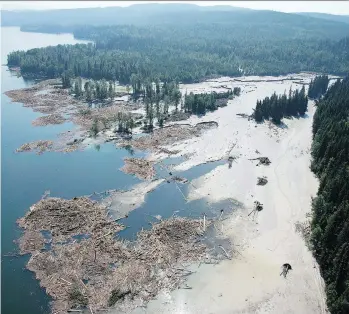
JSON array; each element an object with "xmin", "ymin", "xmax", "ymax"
[
  {"xmin": 1, "ymin": 3, "xmax": 348, "ymax": 29},
  {"xmin": 296, "ymin": 12, "xmax": 349, "ymax": 24},
  {"xmin": 1, "ymin": 3, "xmax": 251, "ymax": 26}
]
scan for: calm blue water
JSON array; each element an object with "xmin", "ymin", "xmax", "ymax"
[
  {"xmin": 1, "ymin": 27, "xmax": 141, "ymax": 314},
  {"xmin": 118, "ymin": 160, "xmax": 234, "ymax": 240},
  {"xmin": 1, "ymin": 27, "xmax": 231, "ymax": 314}
]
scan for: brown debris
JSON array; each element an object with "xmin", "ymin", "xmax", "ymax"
[
  {"xmin": 16, "ymin": 140, "xmax": 53, "ymax": 154},
  {"xmin": 17, "ymin": 230, "xmax": 46, "ymax": 254},
  {"xmin": 121, "ymin": 158, "xmax": 155, "ymax": 180},
  {"xmin": 127, "ymin": 121, "xmax": 218, "ymax": 152},
  {"xmin": 171, "ymin": 176, "xmax": 189, "ymax": 184},
  {"xmin": 32, "ymin": 114, "xmax": 66, "ymax": 127},
  {"xmin": 5, "ymin": 80, "xmax": 140, "ymax": 152},
  {"xmin": 17, "ymin": 197, "xmax": 121, "ymax": 243},
  {"xmin": 157, "ymin": 147, "xmax": 181, "ymax": 155},
  {"xmin": 5, "ymin": 80, "xmax": 77, "ymax": 116},
  {"xmin": 17, "ymin": 195, "xmax": 227, "ymax": 313},
  {"xmin": 167, "ymin": 111, "xmax": 191, "ymax": 122}
]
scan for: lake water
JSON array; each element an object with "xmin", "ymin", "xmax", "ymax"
[{"xmin": 1, "ymin": 27, "xmax": 228, "ymax": 313}]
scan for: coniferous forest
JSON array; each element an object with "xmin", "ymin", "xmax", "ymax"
[
  {"xmin": 3, "ymin": 6, "xmax": 349, "ymax": 313},
  {"xmin": 310, "ymin": 77, "xmax": 349, "ymax": 314},
  {"xmin": 6, "ymin": 9, "xmax": 349, "ymax": 85},
  {"xmin": 183, "ymin": 88, "xmax": 240, "ymax": 115},
  {"xmin": 254, "ymin": 86, "xmax": 308, "ymax": 124},
  {"xmin": 308, "ymin": 75, "xmax": 330, "ymax": 99}
]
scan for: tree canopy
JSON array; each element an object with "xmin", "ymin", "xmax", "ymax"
[
  {"xmin": 254, "ymin": 86, "xmax": 308, "ymax": 124},
  {"xmin": 308, "ymin": 75, "xmax": 330, "ymax": 99},
  {"xmin": 7, "ymin": 17, "xmax": 349, "ymax": 84},
  {"xmin": 310, "ymin": 77, "xmax": 349, "ymax": 314}
]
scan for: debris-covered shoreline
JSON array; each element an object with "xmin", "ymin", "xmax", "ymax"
[
  {"xmin": 9, "ymin": 72, "xmax": 328, "ymax": 314},
  {"xmin": 7, "ymin": 78, "xmax": 222, "ymax": 157},
  {"xmin": 17, "ymin": 196, "xmax": 230, "ymax": 314},
  {"xmin": 16, "ymin": 140, "xmax": 54, "ymax": 154},
  {"xmin": 5, "ymin": 79, "xmax": 142, "ymax": 154},
  {"xmin": 120, "ymin": 157, "xmax": 155, "ymax": 180},
  {"xmin": 125, "ymin": 121, "xmax": 218, "ymax": 152}
]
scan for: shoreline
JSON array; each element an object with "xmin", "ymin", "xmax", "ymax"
[
  {"xmin": 126, "ymin": 73, "xmax": 328, "ymax": 314},
  {"xmin": 10, "ymin": 72, "xmax": 328, "ymax": 313}
]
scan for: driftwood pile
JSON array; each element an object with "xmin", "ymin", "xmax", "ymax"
[
  {"xmin": 16, "ymin": 140, "xmax": 53, "ymax": 154},
  {"xmin": 127, "ymin": 122, "xmax": 218, "ymax": 152},
  {"xmin": 121, "ymin": 157, "xmax": 155, "ymax": 180},
  {"xmin": 236, "ymin": 113, "xmax": 252, "ymax": 119},
  {"xmin": 17, "ymin": 197, "xmax": 225, "ymax": 313},
  {"xmin": 32, "ymin": 114, "xmax": 66, "ymax": 127},
  {"xmin": 5, "ymin": 80, "xmax": 78, "ymax": 116},
  {"xmin": 170, "ymin": 176, "xmax": 189, "ymax": 184},
  {"xmin": 5, "ymin": 79, "xmax": 141, "ymax": 153},
  {"xmin": 249, "ymin": 157, "xmax": 271, "ymax": 166},
  {"xmin": 167, "ymin": 111, "xmax": 191, "ymax": 122}
]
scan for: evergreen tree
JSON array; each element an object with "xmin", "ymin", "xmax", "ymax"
[
  {"xmin": 108, "ymin": 81, "xmax": 115, "ymax": 99},
  {"xmin": 61, "ymin": 71, "xmax": 72, "ymax": 88},
  {"xmin": 253, "ymin": 86, "xmax": 308, "ymax": 124},
  {"xmin": 308, "ymin": 75, "xmax": 330, "ymax": 99},
  {"xmin": 310, "ymin": 77, "xmax": 349, "ymax": 314},
  {"xmin": 84, "ymin": 81, "xmax": 93, "ymax": 103}
]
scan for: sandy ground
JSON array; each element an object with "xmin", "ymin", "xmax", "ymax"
[
  {"xmin": 124, "ymin": 73, "xmax": 328, "ymax": 314},
  {"xmin": 101, "ymin": 180, "xmax": 164, "ymax": 219}
]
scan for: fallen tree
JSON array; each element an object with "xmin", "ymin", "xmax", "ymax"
[
  {"xmin": 17, "ymin": 196, "xmax": 229, "ymax": 313},
  {"xmin": 120, "ymin": 157, "xmax": 155, "ymax": 180}
]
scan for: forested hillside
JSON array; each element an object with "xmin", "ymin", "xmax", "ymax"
[
  {"xmin": 297, "ymin": 12, "xmax": 349, "ymax": 24},
  {"xmin": 2, "ymin": 3, "xmax": 348, "ymax": 30},
  {"xmin": 311, "ymin": 77, "xmax": 349, "ymax": 314},
  {"xmin": 7, "ymin": 20, "xmax": 349, "ymax": 84},
  {"xmin": 1, "ymin": 4, "xmax": 250, "ymax": 27}
]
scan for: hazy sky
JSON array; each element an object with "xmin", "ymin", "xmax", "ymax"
[{"xmin": 1, "ymin": 1, "xmax": 349, "ymax": 15}]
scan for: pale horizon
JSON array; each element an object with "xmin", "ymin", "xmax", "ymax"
[{"xmin": 1, "ymin": 1, "xmax": 349, "ymax": 16}]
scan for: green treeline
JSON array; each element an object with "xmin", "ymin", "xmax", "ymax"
[
  {"xmin": 184, "ymin": 88, "xmax": 240, "ymax": 115},
  {"xmin": 138, "ymin": 80, "xmax": 181, "ymax": 129},
  {"xmin": 310, "ymin": 77, "xmax": 349, "ymax": 314},
  {"xmin": 7, "ymin": 22, "xmax": 349, "ymax": 84},
  {"xmin": 64, "ymin": 76, "xmax": 116, "ymax": 102},
  {"xmin": 254, "ymin": 86, "xmax": 308, "ymax": 124},
  {"xmin": 308, "ymin": 75, "xmax": 330, "ymax": 99}
]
